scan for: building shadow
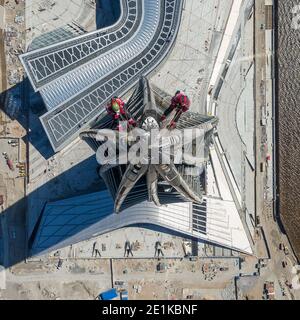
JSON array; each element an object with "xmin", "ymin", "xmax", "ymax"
[
  {"xmin": 0, "ymin": 153, "xmax": 102, "ymax": 268},
  {"xmin": 96, "ymin": 0, "xmax": 121, "ymax": 29},
  {"xmin": 0, "ymin": 78, "xmax": 54, "ymax": 160}
]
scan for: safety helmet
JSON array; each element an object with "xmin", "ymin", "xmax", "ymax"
[{"xmin": 112, "ymin": 101, "xmax": 120, "ymax": 113}]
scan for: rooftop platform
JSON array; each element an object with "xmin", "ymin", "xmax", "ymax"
[{"xmin": 30, "ymin": 190, "xmax": 252, "ymax": 256}]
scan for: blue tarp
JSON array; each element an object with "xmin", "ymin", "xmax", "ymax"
[{"xmin": 100, "ymin": 288, "xmax": 118, "ymax": 300}]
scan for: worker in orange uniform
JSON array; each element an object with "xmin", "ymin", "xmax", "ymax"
[
  {"xmin": 107, "ymin": 97, "xmax": 136, "ymax": 131},
  {"xmin": 160, "ymin": 91, "xmax": 191, "ymax": 129}
]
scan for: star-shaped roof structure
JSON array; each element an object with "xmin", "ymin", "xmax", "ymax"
[{"xmin": 81, "ymin": 77, "xmax": 218, "ymax": 212}]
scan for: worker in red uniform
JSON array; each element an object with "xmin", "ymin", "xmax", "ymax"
[
  {"xmin": 107, "ymin": 97, "xmax": 136, "ymax": 131},
  {"xmin": 160, "ymin": 91, "xmax": 191, "ymax": 129}
]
